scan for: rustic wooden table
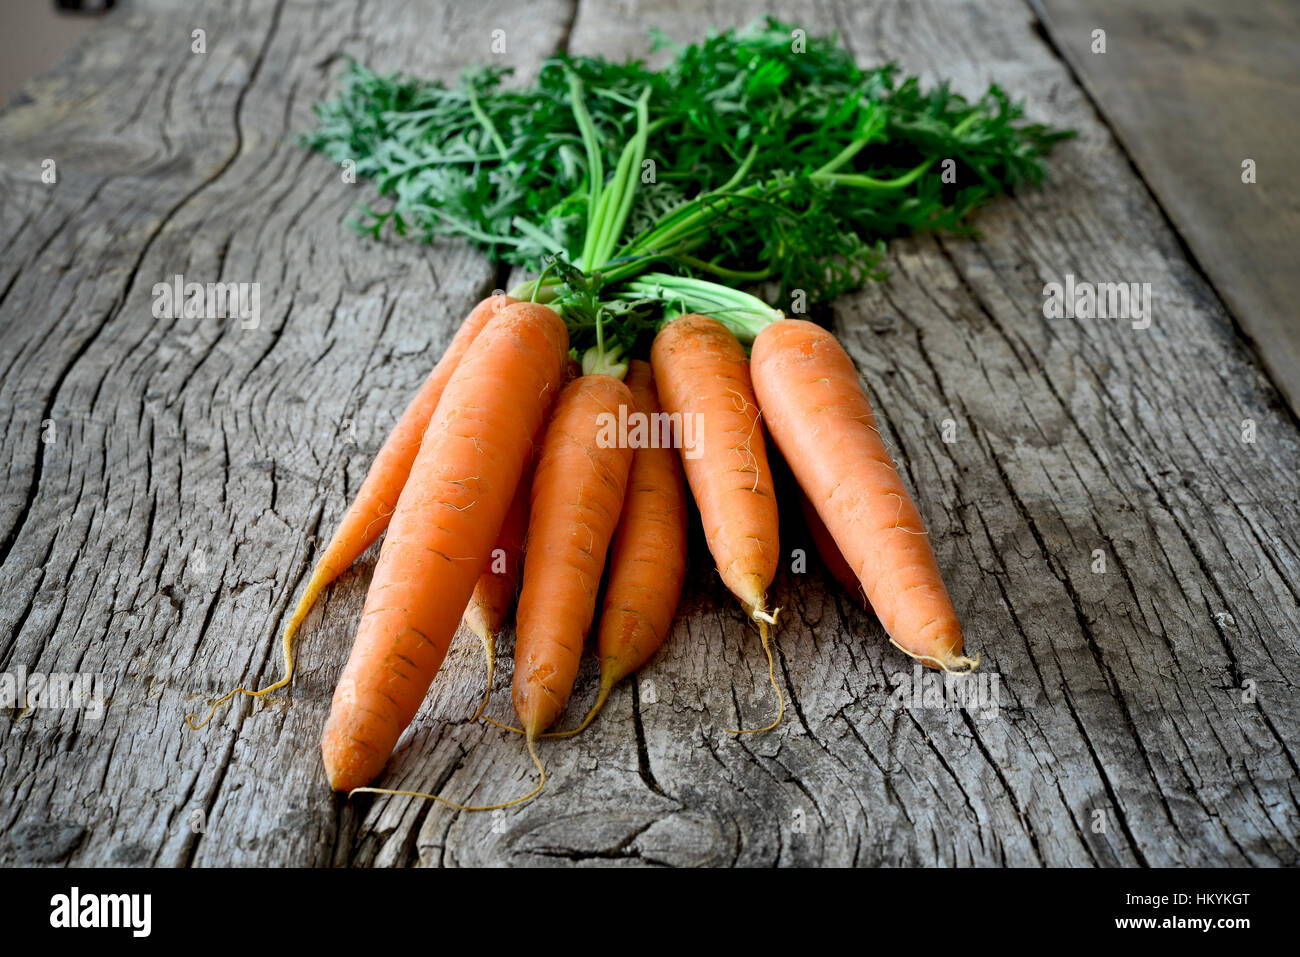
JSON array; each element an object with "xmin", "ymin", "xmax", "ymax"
[{"xmin": 1, "ymin": 0, "xmax": 1297, "ymax": 867}]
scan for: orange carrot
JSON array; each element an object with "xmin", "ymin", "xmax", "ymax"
[
  {"xmin": 650, "ymin": 315, "xmax": 783, "ymax": 732},
  {"xmin": 512, "ymin": 374, "xmax": 634, "ymax": 741},
  {"xmin": 563, "ymin": 360, "xmax": 688, "ymax": 734},
  {"xmin": 187, "ymin": 294, "xmax": 515, "ymax": 729},
  {"xmin": 462, "ymin": 452, "xmax": 534, "ymax": 722},
  {"xmin": 797, "ymin": 489, "xmax": 871, "ymax": 611},
  {"xmin": 459, "ymin": 357, "xmax": 581, "ymax": 720},
  {"xmin": 321, "ymin": 302, "xmax": 569, "ymax": 792},
  {"xmin": 751, "ymin": 319, "xmax": 976, "ymax": 672}
]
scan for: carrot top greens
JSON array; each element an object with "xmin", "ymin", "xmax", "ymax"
[{"xmin": 304, "ymin": 17, "xmax": 1072, "ymax": 355}]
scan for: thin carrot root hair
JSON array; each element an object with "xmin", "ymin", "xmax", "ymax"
[
  {"xmin": 348, "ymin": 735, "xmax": 545, "ymax": 812},
  {"xmin": 856, "ymin": 417, "xmax": 900, "ymax": 455},
  {"xmin": 469, "ymin": 631, "xmax": 497, "ymax": 724},
  {"xmin": 482, "ymin": 714, "xmax": 525, "ymax": 734},
  {"xmin": 888, "ymin": 637, "xmax": 981, "ymax": 673},
  {"xmin": 725, "ymin": 385, "xmax": 757, "ymax": 416},
  {"xmin": 543, "ymin": 681, "xmax": 612, "ymax": 738},
  {"xmin": 359, "ymin": 500, "xmax": 397, "ymax": 541},
  {"xmin": 724, "ymin": 386, "xmax": 764, "ymax": 493},
  {"xmin": 725, "ymin": 607, "xmax": 785, "ymax": 735},
  {"xmin": 886, "ymin": 491, "xmax": 931, "ymax": 536},
  {"xmin": 480, "ymin": 681, "xmax": 611, "ymax": 739},
  {"xmin": 185, "ymin": 585, "xmax": 312, "ymax": 730},
  {"xmin": 188, "ymin": 500, "xmax": 377, "ymax": 731}
]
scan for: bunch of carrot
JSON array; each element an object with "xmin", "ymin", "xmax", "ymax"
[
  {"xmin": 185, "ymin": 19, "xmax": 1067, "ymax": 802},
  {"xmin": 185, "ymin": 297, "xmax": 975, "ymax": 800}
]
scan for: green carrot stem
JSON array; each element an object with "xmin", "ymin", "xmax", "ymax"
[
  {"xmin": 465, "ymin": 84, "xmax": 510, "ymax": 159},
  {"xmin": 623, "ymin": 273, "xmax": 782, "ymax": 341}
]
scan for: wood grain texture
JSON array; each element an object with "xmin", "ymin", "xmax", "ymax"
[
  {"xmin": 0, "ymin": 0, "xmax": 1297, "ymax": 867},
  {"xmin": 1032, "ymin": 0, "xmax": 1300, "ymax": 413}
]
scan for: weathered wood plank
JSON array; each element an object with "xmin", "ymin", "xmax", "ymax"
[
  {"xmin": 0, "ymin": 0, "xmax": 1296, "ymax": 868},
  {"xmin": 1032, "ymin": 0, "xmax": 1300, "ymax": 414}
]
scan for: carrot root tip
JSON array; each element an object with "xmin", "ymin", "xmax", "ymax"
[
  {"xmin": 483, "ymin": 715, "xmax": 527, "ymax": 735},
  {"xmin": 547, "ymin": 682, "xmax": 612, "ymax": 739},
  {"xmin": 469, "ymin": 631, "xmax": 497, "ymax": 724},
  {"xmin": 346, "ymin": 736, "xmax": 545, "ymax": 812},
  {"xmin": 184, "ymin": 672, "xmax": 293, "ymax": 731},
  {"xmin": 187, "ymin": 590, "xmax": 312, "ymax": 731},
  {"xmin": 725, "ymin": 617, "xmax": 785, "ymax": 735},
  {"xmin": 888, "ymin": 637, "xmax": 980, "ymax": 673}
]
